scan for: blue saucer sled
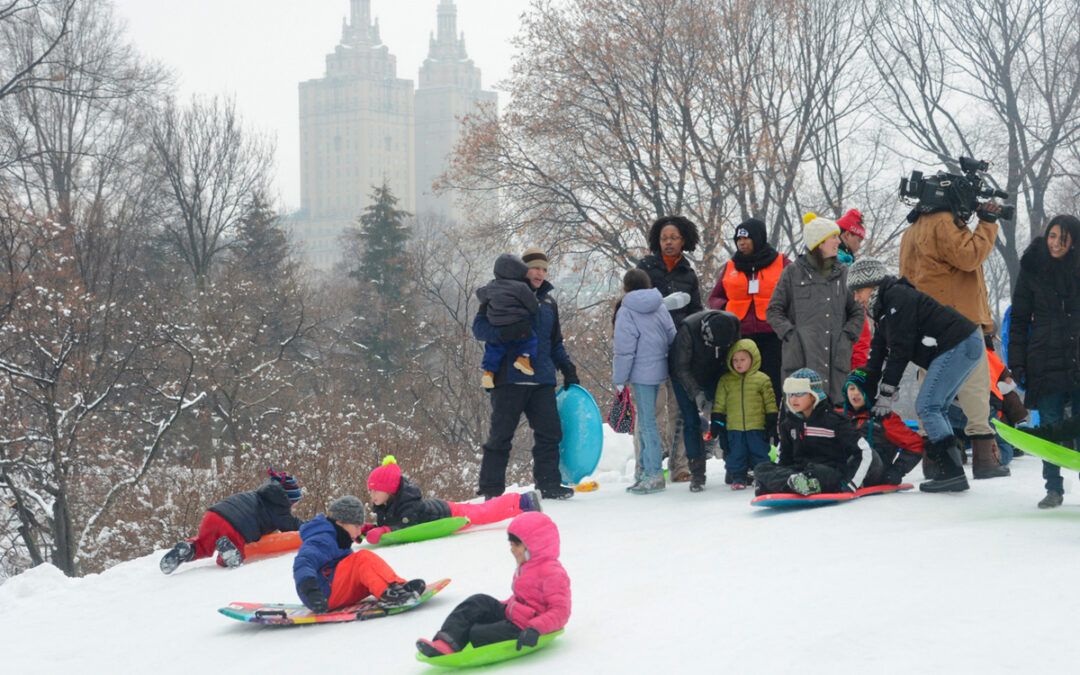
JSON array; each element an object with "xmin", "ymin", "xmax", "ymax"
[{"xmin": 555, "ymin": 385, "xmax": 603, "ymax": 484}]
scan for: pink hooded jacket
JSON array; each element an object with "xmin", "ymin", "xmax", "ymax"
[{"xmin": 503, "ymin": 512, "xmax": 571, "ymax": 634}]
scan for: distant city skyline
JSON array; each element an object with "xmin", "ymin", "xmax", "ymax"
[{"xmin": 112, "ymin": 0, "xmax": 530, "ymax": 213}]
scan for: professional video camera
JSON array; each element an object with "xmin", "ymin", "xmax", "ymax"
[{"xmin": 899, "ymin": 157, "xmax": 1015, "ymax": 224}]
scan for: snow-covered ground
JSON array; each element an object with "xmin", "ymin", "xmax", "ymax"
[{"xmin": 4, "ymin": 430, "xmax": 1077, "ymax": 674}]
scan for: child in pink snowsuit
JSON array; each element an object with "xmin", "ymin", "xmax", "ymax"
[
  {"xmin": 415, "ymin": 511, "xmax": 571, "ymax": 656},
  {"xmin": 360, "ymin": 457, "xmax": 543, "ymax": 544}
]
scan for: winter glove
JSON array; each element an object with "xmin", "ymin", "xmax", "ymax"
[
  {"xmin": 694, "ymin": 392, "xmax": 710, "ymax": 417},
  {"xmin": 498, "ymin": 319, "xmax": 532, "ymax": 343},
  {"xmin": 298, "ymin": 577, "xmax": 329, "ymax": 613},
  {"xmin": 560, "ymin": 363, "xmax": 580, "ymax": 391},
  {"xmin": 710, "ymin": 412, "xmax": 727, "ymax": 440},
  {"xmin": 662, "ymin": 291, "xmax": 691, "ymax": 311},
  {"xmin": 765, "ymin": 413, "xmax": 779, "ymax": 448},
  {"xmin": 1010, "ymin": 366, "xmax": 1026, "ymax": 389},
  {"xmin": 516, "ymin": 627, "xmax": 541, "ymax": 651},
  {"xmin": 871, "ymin": 384, "xmax": 898, "ymax": 419},
  {"xmin": 365, "ymin": 526, "xmax": 391, "ymax": 545}
]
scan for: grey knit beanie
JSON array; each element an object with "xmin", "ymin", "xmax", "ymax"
[
  {"xmin": 847, "ymin": 257, "xmax": 891, "ymax": 290},
  {"xmin": 328, "ymin": 495, "xmax": 366, "ymax": 525}
]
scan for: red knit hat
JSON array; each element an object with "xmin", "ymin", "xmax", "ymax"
[
  {"xmin": 367, "ymin": 456, "xmax": 402, "ymax": 493},
  {"xmin": 836, "ymin": 209, "xmax": 866, "ymax": 238}
]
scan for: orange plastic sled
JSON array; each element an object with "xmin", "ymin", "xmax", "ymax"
[{"xmin": 244, "ymin": 531, "xmax": 301, "ymax": 557}]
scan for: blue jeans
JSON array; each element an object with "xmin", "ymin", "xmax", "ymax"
[
  {"xmin": 725, "ymin": 429, "xmax": 769, "ymax": 475},
  {"xmin": 1036, "ymin": 389, "xmax": 1080, "ymax": 493},
  {"xmin": 915, "ymin": 330, "xmax": 983, "ymax": 443},
  {"xmin": 670, "ymin": 379, "xmax": 703, "ymax": 460},
  {"xmin": 632, "ymin": 384, "xmax": 663, "ymax": 476}
]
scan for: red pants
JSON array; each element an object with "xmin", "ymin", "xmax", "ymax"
[
  {"xmin": 327, "ymin": 550, "xmax": 405, "ymax": 610},
  {"xmin": 449, "ymin": 493, "xmax": 523, "ymax": 526},
  {"xmin": 188, "ymin": 511, "xmax": 246, "ymax": 567}
]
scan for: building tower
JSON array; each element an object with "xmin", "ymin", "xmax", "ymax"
[
  {"xmin": 414, "ymin": 0, "xmax": 497, "ymax": 225},
  {"xmin": 295, "ymin": 0, "xmax": 415, "ymax": 269}
]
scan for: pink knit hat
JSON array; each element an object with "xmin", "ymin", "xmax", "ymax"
[{"xmin": 367, "ymin": 456, "xmax": 402, "ymax": 493}]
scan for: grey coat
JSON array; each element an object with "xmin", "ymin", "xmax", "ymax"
[
  {"xmin": 476, "ymin": 254, "xmax": 540, "ymax": 326},
  {"xmin": 766, "ymin": 254, "xmax": 864, "ymax": 403}
]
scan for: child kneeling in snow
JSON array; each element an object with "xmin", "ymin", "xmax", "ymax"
[
  {"xmin": 753, "ymin": 368, "xmax": 877, "ymax": 496},
  {"xmin": 293, "ymin": 495, "xmax": 425, "ymax": 612},
  {"xmin": 839, "ymin": 369, "xmax": 924, "ymax": 486},
  {"xmin": 159, "ymin": 467, "xmax": 303, "ymax": 575},
  {"xmin": 416, "ymin": 512, "xmax": 570, "ymax": 657},
  {"xmin": 360, "ymin": 457, "xmax": 542, "ymax": 545}
]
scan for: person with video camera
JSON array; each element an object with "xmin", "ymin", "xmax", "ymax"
[{"xmin": 898, "ymin": 165, "xmax": 1010, "ymax": 480}]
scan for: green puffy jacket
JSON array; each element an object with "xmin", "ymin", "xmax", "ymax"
[{"xmin": 712, "ymin": 338, "xmax": 778, "ymax": 431}]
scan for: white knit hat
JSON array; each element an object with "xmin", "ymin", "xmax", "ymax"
[{"xmin": 802, "ymin": 217, "xmax": 841, "ymax": 251}]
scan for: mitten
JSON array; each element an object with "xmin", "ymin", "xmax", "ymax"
[
  {"xmin": 560, "ymin": 363, "xmax": 580, "ymax": 390},
  {"xmin": 499, "ymin": 319, "xmax": 532, "ymax": 342},
  {"xmin": 710, "ymin": 412, "xmax": 727, "ymax": 440},
  {"xmin": 360, "ymin": 523, "xmax": 376, "ymax": 536},
  {"xmin": 516, "ymin": 627, "xmax": 540, "ymax": 651},
  {"xmin": 298, "ymin": 577, "xmax": 329, "ymax": 613},
  {"xmin": 661, "ymin": 291, "xmax": 691, "ymax": 311},
  {"xmin": 366, "ymin": 526, "xmax": 391, "ymax": 544}
]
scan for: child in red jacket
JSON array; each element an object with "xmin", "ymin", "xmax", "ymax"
[
  {"xmin": 416, "ymin": 512, "xmax": 571, "ymax": 656},
  {"xmin": 160, "ymin": 467, "xmax": 302, "ymax": 574},
  {"xmin": 361, "ymin": 457, "xmax": 543, "ymax": 544},
  {"xmin": 840, "ymin": 370, "xmax": 924, "ymax": 485}
]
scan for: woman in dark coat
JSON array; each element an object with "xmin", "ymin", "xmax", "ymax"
[{"xmin": 1008, "ymin": 214, "xmax": 1080, "ymax": 509}]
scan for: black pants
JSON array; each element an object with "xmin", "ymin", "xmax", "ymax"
[
  {"xmin": 748, "ymin": 331, "xmax": 783, "ymax": 408},
  {"xmin": 439, "ymin": 593, "xmax": 521, "ymax": 648},
  {"xmin": 480, "ymin": 384, "xmax": 562, "ymax": 496},
  {"xmin": 753, "ymin": 461, "xmax": 846, "ymax": 495}
]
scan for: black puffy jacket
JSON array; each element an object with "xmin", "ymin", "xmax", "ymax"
[
  {"xmin": 637, "ymin": 254, "xmax": 703, "ymax": 326},
  {"xmin": 1008, "ymin": 239, "xmax": 1080, "ymax": 407},
  {"xmin": 669, "ymin": 310, "xmax": 741, "ymax": 401},
  {"xmin": 373, "ymin": 477, "xmax": 452, "ymax": 530},
  {"xmin": 778, "ymin": 403, "xmax": 864, "ymax": 480},
  {"xmin": 208, "ymin": 481, "xmax": 303, "ymax": 543}
]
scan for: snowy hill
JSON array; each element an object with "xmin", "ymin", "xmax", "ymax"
[{"xmin": 3, "ymin": 431, "xmax": 1077, "ymax": 674}]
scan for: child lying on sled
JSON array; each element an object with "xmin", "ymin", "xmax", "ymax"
[
  {"xmin": 752, "ymin": 368, "xmax": 878, "ymax": 496},
  {"xmin": 360, "ymin": 456, "xmax": 543, "ymax": 544}
]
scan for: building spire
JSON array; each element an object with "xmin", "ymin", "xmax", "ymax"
[
  {"xmin": 427, "ymin": 0, "xmax": 467, "ymax": 61},
  {"xmin": 342, "ymin": 0, "xmax": 380, "ymax": 46}
]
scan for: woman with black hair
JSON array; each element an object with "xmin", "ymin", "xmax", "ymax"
[
  {"xmin": 635, "ymin": 216, "xmax": 704, "ymax": 484},
  {"xmin": 1008, "ymin": 214, "xmax": 1080, "ymax": 508}
]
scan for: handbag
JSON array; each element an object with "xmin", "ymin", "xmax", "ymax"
[{"xmin": 606, "ymin": 387, "xmax": 635, "ymax": 434}]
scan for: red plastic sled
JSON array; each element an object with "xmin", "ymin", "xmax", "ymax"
[{"xmin": 751, "ymin": 483, "xmax": 914, "ymax": 508}]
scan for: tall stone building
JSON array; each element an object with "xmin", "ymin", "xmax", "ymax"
[
  {"xmin": 291, "ymin": 0, "xmax": 496, "ymax": 270},
  {"xmin": 414, "ymin": 0, "xmax": 497, "ymax": 223},
  {"xmin": 295, "ymin": 0, "xmax": 415, "ymax": 269}
]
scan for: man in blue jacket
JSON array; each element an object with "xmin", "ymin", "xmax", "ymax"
[{"xmin": 472, "ymin": 246, "xmax": 579, "ymax": 500}]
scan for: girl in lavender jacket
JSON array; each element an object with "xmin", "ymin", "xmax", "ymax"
[
  {"xmin": 416, "ymin": 512, "xmax": 571, "ymax": 656},
  {"xmin": 612, "ymin": 269, "xmax": 678, "ymax": 494}
]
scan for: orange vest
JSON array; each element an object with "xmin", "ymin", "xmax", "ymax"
[
  {"xmin": 722, "ymin": 255, "xmax": 784, "ymax": 321},
  {"xmin": 987, "ymin": 348, "xmax": 1005, "ymax": 400}
]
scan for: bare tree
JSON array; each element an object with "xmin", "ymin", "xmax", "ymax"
[
  {"xmin": 152, "ymin": 95, "xmax": 274, "ymax": 287},
  {"xmin": 0, "ymin": 0, "xmax": 76, "ymax": 103}
]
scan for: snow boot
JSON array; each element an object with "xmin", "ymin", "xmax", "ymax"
[
  {"xmin": 628, "ymin": 473, "xmax": 665, "ymax": 494},
  {"xmin": 519, "ymin": 489, "xmax": 543, "ymax": 513},
  {"xmin": 786, "ymin": 473, "xmax": 821, "ymax": 496},
  {"xmin": 513, "ymin": 355, "xmax": 535, "ymax": 376},
  {"xmin": 724, "ymin": 470, "xmax": 734, "ymax": 485},
  {"xmin": 159, "ymin": 541, "xmax": 195, "ymax": 575},
  {"xmin": 970, "ymin": 435, "xmax": 1010, "ymax": 479},
  {"xmin": 215, "ymin": 536, "xmax": 242, "ymax": 568},
  {"xmin": 540, "ymin": 484, "xmax": 574, "ymax": 500},
  {"xmin": 689, "ymin": 457, "xmax": 706, "ymax": 493},
  {"xmin": 1038, "ymin": 490, "xmax": 1063, "ymax": 509},
  {"xmin": 731, "ymin": 473, "xmax": 750, "ymax": 490},
  {"xmin": 919, "ymin": 437, "xmax": 969, "ymax": 492},
  {"xmin": 417, "ymin": 631, "xmax": 460, "ymax": 657},
  {"xmin": 481, "ymin": 371, "xmax": 495, "ymax": 389},
  {"xmin": 380, "ymin": 579, "xmax": 425, "ymax": 608}
]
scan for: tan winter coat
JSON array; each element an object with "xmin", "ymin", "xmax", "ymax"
[{"xmin": 898, "ymin": 210, "xmax": 998, "ymax": 330}]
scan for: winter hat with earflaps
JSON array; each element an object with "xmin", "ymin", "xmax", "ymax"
[
  {"xmin": 802, "ymin": 216, "xmax": 842, "ymax": 252},
  {"xmin": 783, "ymin": 367, "xmax": 826, "ymax": 410},
  {"xmin": 367, "ymin": 455, "xmax": 402, "ymax": 493},
  {"xmin": 328, "ymin": 495, "xmax": 366, "ymax": 525},
  {"xmin": 268, "ymin": 466, "xmax": 302, "ymax": 503}
]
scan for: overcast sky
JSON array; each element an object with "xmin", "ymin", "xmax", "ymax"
[{"xmin": 111, "ymin": 0, "xmax": 531, "ymax": 212}]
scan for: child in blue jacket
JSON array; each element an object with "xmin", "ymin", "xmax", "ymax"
[{"xmin": 293, "ymin": 495, "xmax": 425, "ymax": 612}]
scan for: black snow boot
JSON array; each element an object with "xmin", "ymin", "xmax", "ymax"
[
  {"xmin": 689, "ymin": 457, "xmax": 706, "ymax": 493},
  {"xmin": 919, "ymin": 437, "xmax": 969, "ymax": 493},
  {"xmin": 159, "ymin": 541, "xmax": 195, "ymax": 575}
]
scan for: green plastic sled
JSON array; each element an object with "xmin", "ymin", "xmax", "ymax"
[
  {"xmin": 416, "ymin": 629, "xmax": 564, "ymax": 668},
  {"xmin": 369, "ymin": 517, "xmax": 470, "ymax": 546},
  {"xmin": 991, "ymin": 419, "xmax": 1080, "ymax": 471}
]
